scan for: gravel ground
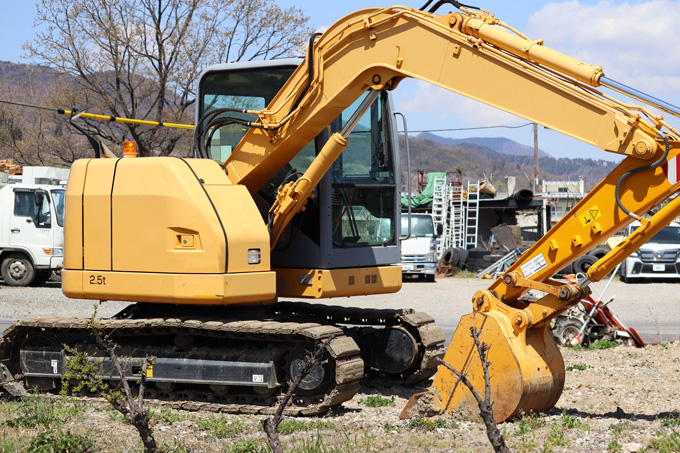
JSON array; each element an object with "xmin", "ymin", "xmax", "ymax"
[{"xmin": 2, "ymin": 276, "xmax": 680, "ymax": 452}]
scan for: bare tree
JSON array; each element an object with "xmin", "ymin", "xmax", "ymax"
[
  {"xmin": 436, "ymin": 327, "xmax": 511, "ymax": 453},
  {"xmin": 261, "ymin": 337, "xmax": 334, "ymax": 453},
  {"xmin": 0, "ymin": 69, "xmax": 92, "ymax": 165},
  {"xmin": 23, "ymin": 0, "xmax": 312, "ymax": 158}
]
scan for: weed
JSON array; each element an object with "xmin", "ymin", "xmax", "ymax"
[
  {"xmin": 590, "ymin": 339, "xmax": 618, "ymax": 350},
  {"xmin": 568, "ymin": 344, "xmax": 583, "ymax": 351},
  {"xmin": 277, "ymin": 419, "xmax": 334, "ymax": 435},
  {"xmin": 407, "ymin": 417, "xmax": 457, "ymax": 431},
  {"xmin": 357, "ymin": 394, "xmax": 395, "ymax": 407},
  {"xmin": 383, "ymin": 422, "xmax": 400, "ymax": 434},
  {"xmin": 610, "ymin": 423, "xmax": 624, "ymax": 436},
  {"xmin": 228, "ymin": 439, "xmax": 271, "ymax": 453},
  {"xmin": 157, "ymin": 439, "xmax": 194, "ymax": 453},
  {"xmin": 607, "ymin": 438, "xmax": 623, "ymax": 452},
  {"xmin": 566, "ymin": 364, "xmax": 592, "ymax": 371},
  {"xmin": 648, "ymin": 429, "xmax": 680, "ymax": 451},
  {"xmin": 560, "ymin": 411, "xmax": 587, "ymax": 430},
  {"xmin": 563, "ymin": 387, "xmax": 572, "ymax": 391},
  {"xmin": 0, "ymin": 440, "xmax": 21, "ymax": 453},
  {"xmin": 4, "ymin": 392, "xmax": 64, "ymax": 428},
  {"xmin": 513, "ymin": 412, "xmax": 547, "ymax": 436},
  {"xmin": 196, "ymin": 416, "xmax": 246, "ymax": 438},
  {"xmin": 513, "ymin": 433, "xmax": 538, "ymax": 452},
  {"xmin": 106, "ymin": 407, "xmax": 129, "ymax": 424},
  {"xmin": 547, "ymin": 424, "xmax": 569, "ymax": 447},
  {"xmin": 661, "ymin": 415, "xmax": 680, "ymax": 428},
  {"xmin": 289, "ymin": 431, "xmax": 351, "ymax": 453},
  {"xmin": 151, "ymin": 406, "xmax": 185, "ymax": 425},
  {"xmin": 28, "ymin": 428, "xmax": 96, "ymax": 453}
]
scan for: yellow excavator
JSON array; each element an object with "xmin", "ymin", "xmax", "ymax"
[{"xmin": 2, "ymin": 2, "xmax": 680, "ymax": 422}]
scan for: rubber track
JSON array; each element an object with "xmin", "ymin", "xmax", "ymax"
[
  {"xmin": 276, "ymin": 302, "xmax": 446, "ymax": 385},
  {"xmin": 0, "ymin": 316, "xmax": 364, "ymax": 416}
]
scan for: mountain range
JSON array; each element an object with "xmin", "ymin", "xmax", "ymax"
[
  {"xmin": 401, "ymin": 133, "xmax": 618, "ymax": 192},
  {"xmin": 416, "ymin": 132, "xmax": 551, "ymax": 158}
]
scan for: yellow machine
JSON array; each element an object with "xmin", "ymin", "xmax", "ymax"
[{"xmin": 3, "ymin": 3, "xmax": 680, "ymax": 421}]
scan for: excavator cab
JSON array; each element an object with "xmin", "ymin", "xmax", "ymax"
[{"xmin": 196, "ymin": 60, "xmax": 403, "ymax": 298}]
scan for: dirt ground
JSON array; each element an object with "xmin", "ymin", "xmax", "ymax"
[{"xmin": 2, "ymin": 341, "xmax": 679, "ymax": 452}]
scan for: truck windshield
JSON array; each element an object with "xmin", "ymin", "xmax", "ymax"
[
  {"xmin": 51, "ymin": 190, "xmax": 65, "ymax": 228},
  {"xmin": 649, "ymin": 225, "xmax": 680, "ymax": 244},
  {"xmin": 401, "ymin": 215, "xmax": 435, "ymax": 238}
]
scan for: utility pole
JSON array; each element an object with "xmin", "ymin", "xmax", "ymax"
[{"xmin": 533, "ymin": 123, "xmax": 539, "ymax": 193}]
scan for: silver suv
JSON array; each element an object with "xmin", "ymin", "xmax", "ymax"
[{"xmin": 620, "ymin": 221, "xmax": 680, "ymax": 282}]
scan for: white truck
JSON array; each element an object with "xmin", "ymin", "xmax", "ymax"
[
  {"xmin": 400, "ymin": 213, "xmax": 441, "ymax": 282},
  {"xmin": 0, "ymin": 184, "xmax": 65, "ymax": 286}
]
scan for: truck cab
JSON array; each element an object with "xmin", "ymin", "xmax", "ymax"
[
  {"xmin": 0, "ymin": 184, "xmax": 65, "ymax": 286},
  {"xmin": 400, "ymin": 213, "xmax": 439, "ymax": 282}
]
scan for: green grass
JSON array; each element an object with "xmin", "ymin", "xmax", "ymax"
[
  {"xmin": 151, "ymin": 406, "xmax": 185, "ymax": 425},
  {"xmin": 196, "ymin": 416, "xmax": 247, "ymax": 438},
  {"xmin": 28, "ymin": 428, "xmax": 97, "ymax": 453},
  {"xmin": 607, "ymin": 438, "xmax": 623, "ymax": 452},
  {"xmin": 277, "ymin": 419, "xmax": 335, "ymax": 435},
  {"xmin": 513, "ymin": 412, "xmax": 547, "ymax": 436},
  {"xmin": 662, "ymin": 415, "xmax": 680, "ymax": 428},
  {"xmin": 546, "ymin": 424, "xmax": 569, "ymax": 447},
  {"xmin": 227, "ymin": 439, "xmax": 271, "ymax": 453},
  {"xmin": 3, "ymin": 392, "xmax": 82, "ymax": 429},
  {"xmin": 357, "ymin": 394, "xmax": 395, "ymax": 407},
  {"xmin": 566, "ymin": 363, "xmax": 592, "ymax": 371},
  {"xmin": 590, "ymin": 339, "xmax": 619, "ymax": 350},
  {"xmin": 407, "ymin": 417, "xmax": 457, "ymax": 431},
  {"xmin": 648, "ymin": 429, "xmax": 680, "ymax": 452},
  {"xmin": 0, "ymin": 440, "xmax": 22, "ymax": 453},
  {"xmin": 289, "ymin": 431, "xmax": 352, "ymax": 453},
  {"xmin": 560, "ymin": 411, "xmax": 588, "ymax": 430}
]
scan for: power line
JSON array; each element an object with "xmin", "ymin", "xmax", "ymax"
[{"xmin": 399, "ymin": 122, "xmax": 534, "ymax": 134}]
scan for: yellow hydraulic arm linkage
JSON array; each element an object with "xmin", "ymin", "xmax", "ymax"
[{"xmin": 221, "ymin": 6, "xmax": 680, "ymax": 421}]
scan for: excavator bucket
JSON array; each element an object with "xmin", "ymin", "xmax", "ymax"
[{"xmin": 402, "ymin": 311, "xmax": 565, "ymax": 423}]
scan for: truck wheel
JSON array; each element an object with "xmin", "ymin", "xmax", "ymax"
[
  {"xmin": 1, "ymin": 254, "xmax": 37, "ymax": 286},
  {"xmin": 426, "ymin": 274, "xmax": 435, "ymax": 282},
  {"xmin": 31, "ymin": 270, "xmax": 52, "ymax": 287}
]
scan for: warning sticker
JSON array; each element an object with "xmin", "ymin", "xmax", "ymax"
[
  {"xmin": 520, "ymin": 253, "xmax": 548, "ymax": 279},
  {"xmin": 578, "ymin": 205, "xmax": 601, "ymax": 227}
]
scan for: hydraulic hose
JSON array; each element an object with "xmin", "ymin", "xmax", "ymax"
[{"xmin": 615, "ymin": 132, "xmax": 670, "ymax": 220}]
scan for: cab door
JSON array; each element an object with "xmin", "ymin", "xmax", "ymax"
[{"xmin": 9, "ymin": 188, "xmax": 53, "ymax": 264}]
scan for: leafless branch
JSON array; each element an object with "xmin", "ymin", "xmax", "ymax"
[
  {"xmin": 261, "ymin": 335, "xmax": 335, "ymax": 453},
  {"xmin": 436, "ymin": 327, "xmax": 510, "ymax": 453}
]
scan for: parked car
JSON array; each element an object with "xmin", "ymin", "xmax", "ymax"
[{"xmin": 620, "ymin": 220, "xmax": 680, "ymax": 282}]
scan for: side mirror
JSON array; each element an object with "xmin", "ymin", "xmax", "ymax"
[
  {"xmin": 34, "ymin": 191, "xmax": 45, "ymax": 206},
  {"xmin": 436, "ymin": 223, "xmax": 444, "ymax": 236}
]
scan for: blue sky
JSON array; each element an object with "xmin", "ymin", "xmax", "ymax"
[{"xmin": 4, "ymin": 1, "xmax": 680, "ymax": 161}]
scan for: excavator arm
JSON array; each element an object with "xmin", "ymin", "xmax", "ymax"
[{"xmin": 207, "ymin": 5, "xmax": 680, "ymax": 421}]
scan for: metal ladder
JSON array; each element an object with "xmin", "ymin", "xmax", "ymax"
[
  {"xmin": 450, "ymin": 184, "xmax": 464, "ymax": 248},
  {"xmin": 431, "ymin": 176, "xmax": 448, "ymax": 257},
  {"xmin": 465, "ymin": 181, "xmax": 480, "ymax": 248}
]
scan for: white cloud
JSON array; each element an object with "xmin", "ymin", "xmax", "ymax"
[{"xmin": 525, "ymin": 0, "xmax": 680, "ymax": 95}]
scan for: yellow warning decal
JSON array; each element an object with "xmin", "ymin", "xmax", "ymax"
[{"xmin": 578, "ymin": 205, "xmax": 601, "ymax": 227}]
